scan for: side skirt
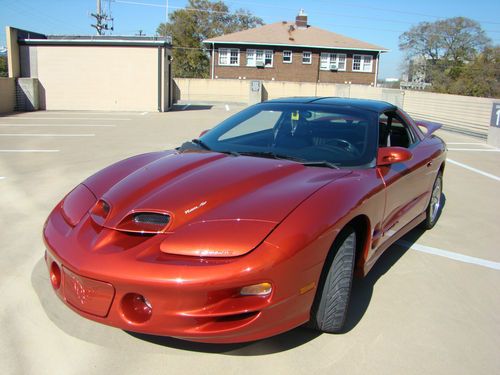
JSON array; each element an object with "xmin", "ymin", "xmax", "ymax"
[{"xmin": 361, "ymin": 212, "xmax": 426, "ymax": 277}]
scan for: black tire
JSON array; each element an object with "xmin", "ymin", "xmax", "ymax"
[
  {"xmin": 309, "ymin": 227, "xmax": 356, "ymax": 333},
  {"xmin": 420, "ymin": 171, "xmax": 443, "ymax": 230}
]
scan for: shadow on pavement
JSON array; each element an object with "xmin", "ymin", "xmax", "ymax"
[{"xmin": 170, "ymin": 104, "xmax": 213, "ymax": 111}]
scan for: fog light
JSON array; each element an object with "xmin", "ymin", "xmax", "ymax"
[
  {"xmin": 50, "ymin": 262, "xmax": 61, "ymax": 290},
  {"xmin": 121, "ymin": 293, "xmax": 153, "ymax": 323},
  {"xmin": 240, "ymin": 282, "xmax": 272, "ymax": 296}
]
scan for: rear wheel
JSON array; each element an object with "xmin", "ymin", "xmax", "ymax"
[
  {"xmin": 309, "ymin": 227, "xmax": 356, "ymax": 333},
  {"xmin": 420, "ymin": 172, "xmax": 443, "ymax": 230}
]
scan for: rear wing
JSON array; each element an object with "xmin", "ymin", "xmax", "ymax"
[{"xmin": 415, "ymin": 120, "xmax": 442, "ymax": 137}]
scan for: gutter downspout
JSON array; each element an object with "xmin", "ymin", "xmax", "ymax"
[
  {"xmin": 374, "ymin": 51, "xmax": 380, "ymax": 87},
  {"xmin": 158, "ymin": 46, "xmax": 162, "ymax": 112},
  {"xmin": 211, "ymin": 42, "xmax": 215, "ymax": 79}
]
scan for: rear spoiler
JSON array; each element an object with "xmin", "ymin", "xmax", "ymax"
[{"xmin": 415, "ymin": 120, "xmax": 442, "ymax": 137}]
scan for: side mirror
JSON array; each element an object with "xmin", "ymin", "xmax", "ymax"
[
  {"xmin": 199, "ymin": 129, "xmax": 210, "ymax": 137},
  {"xmin": 377, "ymin": 147, "xmax": 412, "ymax": 166}
]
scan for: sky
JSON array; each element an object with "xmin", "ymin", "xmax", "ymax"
[{"xmin": 1, "ymin": 0, "xmax": 499, "ymax": 78}]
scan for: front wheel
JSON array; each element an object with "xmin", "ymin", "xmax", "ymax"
[
  {"xmin": 309, "ymin": 227, "xmax": 356, "ymax": 333},
  {"xmin": 420, "ymin": 171, "xmax": 443, "ymax": 230}
]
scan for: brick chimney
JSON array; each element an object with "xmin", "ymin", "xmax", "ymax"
[{"xmin": 295, "ymin": 9, "xmax": 308, "ymax": 29}]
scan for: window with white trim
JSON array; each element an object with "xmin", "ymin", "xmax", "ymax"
[
  {"xmin": 246, "ymin": 49, "xmax": 273, "ymax": 67},
  {"xmin": 302, "ymin": 51, "xmax": 312, "ymax": 64},
  {"xmin": 352, "ymin": 54, "xmax": 373, "ymax": 72},
  {"xmin": 320, "ymin": 53, "xmax": 346, "ymax": 71},
  {"xmin": 283, "ymin": 50, "xmax": 292, "ymax": 64},
  {"xmin": 219, "ymin": 48, "xmax": 240, "ymax": 66}
]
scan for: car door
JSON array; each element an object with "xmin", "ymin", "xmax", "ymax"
[{"xmin": 377, "ymin": 110, "xmax": 435, "ymax": 246}]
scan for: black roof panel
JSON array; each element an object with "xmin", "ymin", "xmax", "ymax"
[{"xmin": 265, "ymin": 97, "xmax": 397, "ymax": 112}]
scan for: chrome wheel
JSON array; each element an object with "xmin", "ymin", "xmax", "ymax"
[{"xmin": 429, "ymin": 175, "xmax": 442, "ymax": 224}]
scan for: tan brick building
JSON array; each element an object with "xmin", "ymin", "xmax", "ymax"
[{"xmin": 204, "ymin": 11, "xmax": 388, "ymax": 86}]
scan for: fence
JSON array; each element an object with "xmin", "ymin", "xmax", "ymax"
[{"xmin": 173, "ymin": 78, "xmax": 496, "ymax": 138}]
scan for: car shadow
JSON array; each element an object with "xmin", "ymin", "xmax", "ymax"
[
  {"xmin": 170, "ymin": 104, "xmax": 213, "ymax": 112},
  {"xmin": 32, "ymin": 194, "xmax": 445, "ymax": 354}
]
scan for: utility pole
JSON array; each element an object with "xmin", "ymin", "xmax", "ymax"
[{"xmin": 91, "ymin": 0, "xmax": 114, "ymax": 35}]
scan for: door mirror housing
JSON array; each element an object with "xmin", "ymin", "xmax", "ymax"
[{"xmin": 377, "ymin": 147, "xmax": 413, "ymax": 166}]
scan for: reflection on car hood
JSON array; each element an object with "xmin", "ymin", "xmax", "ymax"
[{"xmin": 83, "ymin": 150, "xmax": 351, "ymax": 231}]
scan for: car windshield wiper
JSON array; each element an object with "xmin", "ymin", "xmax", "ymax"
[
  {"xmin": 301, "ymin": 160, "xmax": 340, "ymax": 169},
  {"xmin": 191, "ymin": 138, "xmax": 211, "ymax": 150},
  {"xmin": 238, "ymin": 151, "xmax": 304, "ymax": 162}
]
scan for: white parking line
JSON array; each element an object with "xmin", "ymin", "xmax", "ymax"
[
  {"xmin": 0, "ymin": 176, "xmax": 5, "ymax": 180},
  {"xmin": 0, "ymin": 149, "xmax": 60, "ymax": 153},
  {"xmin": 0, "ymin": 133, "xmax": 95, "ymax": 137},
  {"xmin": 225, "ymin": 104, "xmax": 230, "ymax": 111},
  {"xmin": 398, "ymin": 240, "xmax": 500, "ymax": 270},
  {"xmin": 3, "ymin": 117, "xmax": 131, "ymax": 121},
  {"xmin": 0, "ymin": 124, "xmax": 115, "ymax": 127},
  {"xmin": 448, "ymin": 148, "xmax": 500, "ymax": 152},
  {"xmin": 447, "ymin": 158, "xmax": 500, "ymax": 182},
  {"xmin": 447, "ymin": 142, "xmax": 491, "ymax": 146}
]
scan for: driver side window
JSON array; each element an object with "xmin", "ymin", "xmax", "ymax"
[{"xmin": 378, "ymin": 111, "xmax": 416, "ymax": 148}]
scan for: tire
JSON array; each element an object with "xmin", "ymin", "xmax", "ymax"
[
  {"xmin": 420, "ymin": 171, "xmax": 443, "ymax": 230},
  {"xmin": 309, "ymin": 227, "xmax": 356, "ymax": 333}
]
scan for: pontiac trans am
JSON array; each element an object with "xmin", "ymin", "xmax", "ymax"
[{"xmin": 43, "ymin": 97, "xmax": 446, "ymax": 343}]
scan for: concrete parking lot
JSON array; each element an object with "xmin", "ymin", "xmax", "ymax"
[{"xmin": 0, "ymin": 104, "xmax": 499, "ymax": 375}]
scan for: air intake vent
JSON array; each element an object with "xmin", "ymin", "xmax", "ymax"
[
  {"xmin": 116, "ymin": 211, "xmax": 171, "ymax": 234},
  {"xmin": 133, "ymin": 213, "xmax": 170, "ymax": 226}
]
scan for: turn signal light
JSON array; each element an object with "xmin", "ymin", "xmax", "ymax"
[{"xmin": 240, "ymin": 282, "xmax": 272, "ymax": 296}]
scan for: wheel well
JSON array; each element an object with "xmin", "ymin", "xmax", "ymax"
[
  {"xmin": 346, "ymin": 215, "xmax": 370, "ymax": 277},
  {"xmin": 439, "ymin": 161, "xmax": 446, "ymax": 174}
]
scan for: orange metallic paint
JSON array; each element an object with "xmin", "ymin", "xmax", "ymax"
[{"xmin": 43, "ymin": 106, "xmax": 446, "ymax": 343}]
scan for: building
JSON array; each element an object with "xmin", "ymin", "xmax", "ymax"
[
  {"xmin": 5, "ymin": 26, "xmax": 173, "ymax": 112},
  {"xmin": 204, "ymin": 10, "xmax": 388, "ymax": 86}
]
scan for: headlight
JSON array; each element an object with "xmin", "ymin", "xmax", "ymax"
[{"xmin": 60, "ymin": 184, "xmax": 97, "ymax": 227}]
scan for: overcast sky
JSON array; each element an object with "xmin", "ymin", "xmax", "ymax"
[{"xmin": 1, "ymin": 0, "xmax": 499, "ymax": 78}]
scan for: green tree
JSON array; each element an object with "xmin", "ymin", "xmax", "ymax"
[
  {"xmin": 157, "ymin": 0, "xmax": 263, "ymax": 78},
  {"xmin": 398, "ymin": 17, "xmax": 496, "ymax": 96},
  {"xmin": 0, "ymin": 55, "xmax": 8, "ymax": 77}
]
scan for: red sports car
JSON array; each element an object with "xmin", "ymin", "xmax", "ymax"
[{"xmin": 43, "ymin": 98, "xmax": 446, "ymax": 343}]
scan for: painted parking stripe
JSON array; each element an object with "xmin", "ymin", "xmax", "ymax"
[
  {"xmin": 446, "ymin": 158, "xmax": 500, "ymax": 182},
  {"xmin": 225, "ymin": 104, "xmax": 230, "ymax": 111},
  {"xmin": 4, "ymin": 117, "xmax": 131, "ymax": 121},
  {"xmin": 0, "ymin": 133, "xmax": 95, "ymax": 137},
  {"xmin": 0, "ymin": 176, "xmax": 5, "ymax": 180},
  {"xmin": 447, "ymin": 142, "xmax": 492, "ymax": 146},
  {"xmin": 0, "ymin": 124, "xmax": 116, "ymax": 127},
  {"xmin": 0, "ymin": 149, "xmax": 60, "ymax": 153},
  {"xmin": 448, "ymin": 148, "xmax": 500, "ymax": 152},
  {"xmin": 398, "ymin": 240, "xmax": 500, "ymax": 271}
]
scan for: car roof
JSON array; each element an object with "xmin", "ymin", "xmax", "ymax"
[{"xmin": 264, "ymin": 97, "xmax": 397, "ymax": 112}]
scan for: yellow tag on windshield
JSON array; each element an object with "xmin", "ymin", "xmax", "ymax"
[{"xmin": 291, "ymin": 111, "xmax": 299, "ymax": 121}]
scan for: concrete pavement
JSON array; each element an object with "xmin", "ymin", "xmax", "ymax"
[{"xmin": 0, "ymin": 104, "xmax": 499, "ymax": 375}]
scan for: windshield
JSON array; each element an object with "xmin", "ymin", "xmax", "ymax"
[{"xmin": 198, "ymin": 103, "xmax": 378, "ymax": 168}]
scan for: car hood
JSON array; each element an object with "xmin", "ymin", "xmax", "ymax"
[{"xmin": 84, "ymin": 150, "xmax": 350, "ymax": 231}]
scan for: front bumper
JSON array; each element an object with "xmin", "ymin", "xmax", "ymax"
[{"xmin": 43, "ymin": 206, "xmax": 323, "ymax": 343}]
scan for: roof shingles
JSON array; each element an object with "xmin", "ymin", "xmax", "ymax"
[{"xmin": 204, "ymin": 22, "xmax": 388, "ymax": 52}]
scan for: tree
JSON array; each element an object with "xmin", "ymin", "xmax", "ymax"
[
  {"xmin": 0, "ymin": 55, "xmax": 8, "ymax": 77},
  {"xmin": 157, "ymin": 0, "xmax": 264, "ymax": 78},
  {"xmin": 398, "ymin": 17, "xmax": 497, "ymax": 97},
  {"xmin": 399, "ymin": 17, "xmax": 490, "ymax": 63}
]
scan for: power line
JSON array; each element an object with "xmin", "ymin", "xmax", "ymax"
[{"xmin": 114, "ymin": 0, "xmax": 500, "ymax": 34}]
